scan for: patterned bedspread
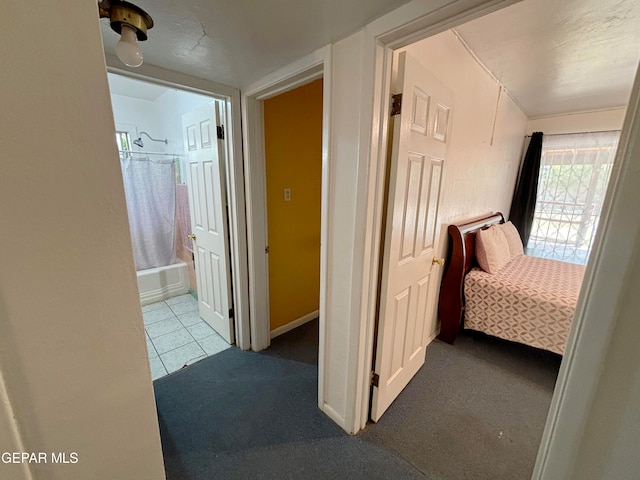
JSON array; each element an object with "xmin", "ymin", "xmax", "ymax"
[{"xmin": 464, "ymin": 255, "xmax": 585, "ymax": 354}]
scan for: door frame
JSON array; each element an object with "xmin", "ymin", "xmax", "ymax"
[
  {"xmin": 355, "ymin": 0, "xmax": 640, "ymax": 476},
  {"xmin": 105, "ymin": 57, "xmax": 251, "ymax": 351},
  {"xmin": 353, "ymin": 0, "xmax": 525, "ymax": 433},
  {"xmin": 241, "ymin": 46, "xmax": 331, "ymax": 400}
]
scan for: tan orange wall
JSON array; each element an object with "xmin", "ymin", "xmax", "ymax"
[{"xmin": 264, "ymin": 79, "xmax": 323, "ymax": 330}]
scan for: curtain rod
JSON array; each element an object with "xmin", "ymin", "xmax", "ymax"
[
  {"xmin": 525, "ymin": 129, "xmax": 620, "ymax": 138},
  {"xmin": 119, "ymin": 150, "xmax": 184, "ymax": 156}
]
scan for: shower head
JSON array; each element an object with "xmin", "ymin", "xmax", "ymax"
[
  {"xmin": 133, "ymin": 137, "xmax": 144, "ymax": 148},
  {"xmin": 139, "ymin": 131, "xmax": 167, "ymax": 145}
]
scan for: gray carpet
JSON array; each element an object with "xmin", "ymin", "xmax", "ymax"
[
  {"xmin": 360, "ymin": 332, "xmax": 560, "ymax": 479},
  {"xmin": 154, "ymin": 321, "xmax": 560, "ymax": 479}
]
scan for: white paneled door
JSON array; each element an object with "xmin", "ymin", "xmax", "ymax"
[
  {"xmin": 183, "ymin": 102, "xmax": 234, "ymax": 344},
  {"xmin": 371, "ymin": 52, "xmax": 454, "ymax": 421}
]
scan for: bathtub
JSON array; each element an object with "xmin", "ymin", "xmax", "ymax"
[{"xmin": 137, "ymin": 260, "xmax": 190, "ymax": 306}]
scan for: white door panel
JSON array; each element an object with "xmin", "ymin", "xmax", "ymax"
[
  {"xmin": 183, "ymin": 102, "xmax": 234, "ymax": 344},
  {"xmin": 371, "ymin": 52, "xmax": 453, "ymax": 421}
]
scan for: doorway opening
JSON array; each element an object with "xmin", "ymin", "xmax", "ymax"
[
  {"xmin": 363, "ymin": 0, "xmax": 634, "ymax": 477},
  {"xmin": 107, "ymin": 72, "xmax": 236, "ymax": 379},
  {"xmin": 243, "ymin": 50, "xmax": 330, "ymax": 365},
  {"xmin": 263, "ymin": 79, "xmax": 323, "ymax": 344}
]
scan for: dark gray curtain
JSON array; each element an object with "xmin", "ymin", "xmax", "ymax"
[{"xmin": 509, "ymin": 131, "xmax": 544, "ymax": 245}]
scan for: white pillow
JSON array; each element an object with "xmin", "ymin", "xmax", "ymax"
[
  {"xmin": 476, "ymin": 225, "xmax": 511, "ymax": 274},
  {"xmin": 497, "ymin": 221, "xmax": 524, "ymax": 258}
]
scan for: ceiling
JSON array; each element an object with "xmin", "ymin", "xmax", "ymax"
[
  {"xmin": 455, "ymin": 0, "xmax": 640, "ymax": 117},
  {"xmin": 100, "ymin": 0, "xmax": 413, "ymax": 89},
  {"xmin": 100, "ymin": 0, "xmax": 640, "ymax": 118}
]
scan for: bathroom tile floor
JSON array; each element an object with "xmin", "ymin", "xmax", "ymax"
[{"xmin": 142, "ymin": 294, "xmax": 231, "ymax": 380}]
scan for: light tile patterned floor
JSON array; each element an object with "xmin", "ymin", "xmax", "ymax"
[{"xmin": 143, "ymin": 294, "xmax": 231, "ymax": 380}]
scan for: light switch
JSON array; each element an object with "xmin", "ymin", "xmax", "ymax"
[{"xmin": 284, "ymin": 188, "xmax": 291, "ymax": 202}]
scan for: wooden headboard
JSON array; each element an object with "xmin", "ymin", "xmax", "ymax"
[{"xmin": 437, "ymin": 212, "xmax": 505, "ymax": 344}]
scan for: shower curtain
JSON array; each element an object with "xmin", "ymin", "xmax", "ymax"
[{"xmin": 120, "ymin": 154, "xmax": 176, "ymax": 271}]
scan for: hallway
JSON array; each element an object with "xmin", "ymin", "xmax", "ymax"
[{"xmin": 153, "ymin": 321, "xmax": 560, "ymax": 479}]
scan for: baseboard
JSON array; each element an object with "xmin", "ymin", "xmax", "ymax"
[
  {"xmin": 425, "ymin": 327, "xmax": 439, "ymax": 346},
  {"xmin": 321, "ymin": 402, "xmax": 348, "ymax": 433},
  {"xmin": 270, "ymin": 310, "xmax": 319, "ymax": 339}
]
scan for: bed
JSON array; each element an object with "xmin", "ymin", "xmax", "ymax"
[{"xmin": 437, "ymin": 213, "xmax": 585, "ymax": 355}]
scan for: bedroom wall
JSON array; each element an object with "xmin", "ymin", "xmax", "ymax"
[
  {"xmin": 398, "ymin": 30, "xmax": 528, "ymax": 249},
  {"xmin": 527, "ymin": 108, "xmax": 626, "ymax": 134},
  {"xmin": 263, "ymin": 79, "xmax": 323, "ymax": 332}
]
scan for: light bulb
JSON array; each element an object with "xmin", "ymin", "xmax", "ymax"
[{"xmin": 116, "ymin": 24, "xmax": 143, "ymax": 67}]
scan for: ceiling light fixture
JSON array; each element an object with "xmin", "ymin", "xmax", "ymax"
[{"xmin": 98, "ymin": 0, "xmax": 154, "ymax": 68}]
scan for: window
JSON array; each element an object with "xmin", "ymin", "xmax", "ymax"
[
  {"xmin": 116, "ymin": 131, "xmax": 132, "ymax": 152},
  {"xmin": 527, "ymin": 131, "xmax": 620, "ymax": 265}
]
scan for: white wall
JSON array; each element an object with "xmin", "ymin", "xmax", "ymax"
[
  {"xmin": 573, "ymin": 241, "xmax": 640, "ymax": 478},
  {"xmin": 0, "ymin": 370, "xmax": 29, "ymax": 480},
  {"xmin": 154, "ymin": 89, "xmax": 213, "ymax": 155},
  {"xmin": 0, "ymin": 2, "xmax": 165, "ymax": 479},
  {"xmin": 527, "ymin": 108, "xmax": 626, "ymax": 134},
  {"xmin": 110, "ymin": 88, "xmax": 209, "ymax": 148},
  {"xmin": 400, "ymin": 30, "xmax": 527, "ymax": 232},
  {"xmin": 320, "ymin": 31, "xmax": 370, "ymax": 428},
  {"xmin": 110, "ymin": 93, "xmax": 162, "ymax": 149},
  {"xmin": 110, "ymin": 84, "xmax": 213, "ymax": 181}
]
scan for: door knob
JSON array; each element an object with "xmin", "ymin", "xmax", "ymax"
[
  {"xmin": 432, "ymin": 257, "xmax": 445, "ymax": 266},
  {"xmin": 188, "ymin": 234, "xmax": 196, "ymax": 241}
]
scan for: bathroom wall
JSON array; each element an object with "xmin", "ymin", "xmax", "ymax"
[
  {"xmin": 110, "ymin": 93, "xmax": 165, "ymax": 152},
  {"xmin": 154, "ymin": 89, "xmax": 214, "ymax": 159},
  {"xmin": 109, "ymin": 78, "xmax": 213, "ymax": 171}
]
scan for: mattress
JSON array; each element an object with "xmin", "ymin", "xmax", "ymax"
[{"xmin": 464, "ymin": 255, "xmax": 585, "ymax": 354}]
